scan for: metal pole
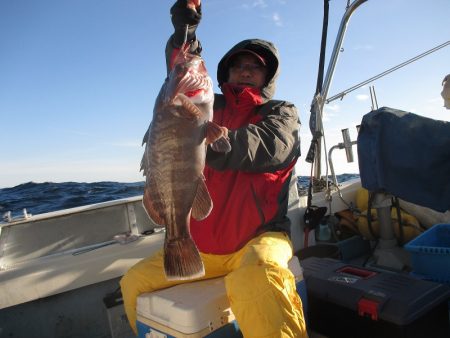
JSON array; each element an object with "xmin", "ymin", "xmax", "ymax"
[
  {"xmin": 325, "ymin": 40, "xmax": 450, "ymax": 104},
  {"xmin": 313, "ymin": 0, "xmax": 368, "ymax": 178}
]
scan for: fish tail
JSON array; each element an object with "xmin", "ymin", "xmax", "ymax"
[{"xmin": 164, "ymin": 237, "xmax": 205, "ymax": 281}]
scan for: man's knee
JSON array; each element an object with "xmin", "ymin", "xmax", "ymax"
[{"xmin": 225, "ymin": 264, "xmax": 306, "ymax": 338}]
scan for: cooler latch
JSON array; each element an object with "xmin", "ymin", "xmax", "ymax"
[
  {"xmin": 146, "ymin": 330, "xmax": 167, "ymax": 338},
  {"xmin": 358, "ymin": 297, "xmax": 379, "ymax": 320}
]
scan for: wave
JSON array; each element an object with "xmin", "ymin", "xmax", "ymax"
[{"xmin": 0, "ymin": 174, "xmax": 359, "ymax": 218}]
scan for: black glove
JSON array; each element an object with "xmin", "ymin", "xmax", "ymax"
[{"xmin": 170, "ymin": 0, "xmax": 202, "ymax": 46}]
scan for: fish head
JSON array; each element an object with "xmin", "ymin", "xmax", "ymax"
[{"xmin": 165, "ymin": 49, "xmax": 214, "ymax": 108}]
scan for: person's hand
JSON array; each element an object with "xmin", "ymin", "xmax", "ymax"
[
  {"xmin": 187, "ymin": 0, "xmax": 201, "ymax": 11},
  {"xmin": 170, "ymin": 0, "xmax": 202, "ymax": 46},
  {"xmin": 170, "ymin": 0, "xmax": 202, "ymax": 30}
]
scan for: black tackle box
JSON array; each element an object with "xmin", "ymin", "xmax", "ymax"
[{"xmin": 302, "ymin": 257, "xmax": 450, "ymax": 338}]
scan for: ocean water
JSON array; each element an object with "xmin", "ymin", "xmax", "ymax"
[{"xmin": 0, "ymin": 174, "xmax": 359, "ymax": 219}]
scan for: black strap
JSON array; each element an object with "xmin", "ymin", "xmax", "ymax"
[
  {"xmin": 305, "ymin": 0, "xmax": 330, "ymax": 165},
  {"xmin": 315, "ymin": 0, "xmax": 329, "ymax": 95},
  {"xmin": 302, "ymin": 0, "xmax": 330, "ymax": 243}
]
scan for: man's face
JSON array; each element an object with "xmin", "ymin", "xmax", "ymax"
[{"xmin": 227, "ymin": 53, "xmax": 267, "ymax": 89}]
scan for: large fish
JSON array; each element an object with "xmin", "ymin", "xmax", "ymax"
[{"xmin": 141, "ymin": 45, "xmax": 230, "ymax": 281}]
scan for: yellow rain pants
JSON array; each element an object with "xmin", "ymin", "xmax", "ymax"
[{"xmin": 120, "ymin": 231, "xmax": 308, "ymax": 338}]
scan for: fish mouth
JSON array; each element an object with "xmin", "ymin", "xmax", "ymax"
[
  {"xmin": 185, "ymin": 89, "xmax": 204, "ymax": 97},
  {"xmin": 171, "ymin": 72, "xmax": 212, "ymax": 100}
]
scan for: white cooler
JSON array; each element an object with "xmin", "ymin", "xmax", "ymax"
[{"xmin": 136, "ymin": 257, "xmax": 307, "ymax": 338}]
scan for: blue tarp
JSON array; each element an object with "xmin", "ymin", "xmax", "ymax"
[{"xmin": 357, "ymin": 107, "xmax": 450, "ymax": 212}]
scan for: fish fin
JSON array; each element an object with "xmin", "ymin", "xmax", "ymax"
[
  {"xmin": 142, "ymin": 189, "xmax": 165, "ymax": 225},
  {"xmin": 172, "ymin": 94, "xmax": 202, "ymax": 120},
  {"xmin": 141, "ymin": 126, "xmax": 150, "ymax": 146},
  {"xmin": 142, "ymin": 174, "xmax": 166, "ymax": 226},
  {"xmin": 164, "ymin": 237, "xmax": 205, "ymax": 281},
  {"xmin": 206, "ymin": 122, "xmax": 231, "ymax": 153},
  {"xmin": 191, "ymin": 177, "xmax": 213, "ymax": 221},
  {"xmin": 142, "ymin": 189, "xmax": 165, "ymax": 226}
]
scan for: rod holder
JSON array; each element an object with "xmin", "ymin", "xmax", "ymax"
[{"xmin": 341, "ymin": 128, "xmax": 354, "ymax": 163}]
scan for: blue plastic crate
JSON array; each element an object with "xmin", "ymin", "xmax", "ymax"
[{"xmin": 405, "ymin": 223, "xmax": 450, "ymax": 283}]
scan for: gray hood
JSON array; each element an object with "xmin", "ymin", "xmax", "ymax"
[{"xmin": 217, "ymin": 39, "xmax": 280, "ymax": 103}]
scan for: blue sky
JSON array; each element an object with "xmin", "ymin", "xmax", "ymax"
[{"xmin": 0, "ymin": 0, "xmax": 449, "ymax": 188}]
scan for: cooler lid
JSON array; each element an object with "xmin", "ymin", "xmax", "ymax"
[{"xmin": 137, "ymin": 277, "xmax": 233, "ymax": 334}]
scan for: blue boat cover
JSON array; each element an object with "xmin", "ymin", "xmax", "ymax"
[{"xmin": 357, "ymin": 107, "xmax": 450, "ymax": 212}]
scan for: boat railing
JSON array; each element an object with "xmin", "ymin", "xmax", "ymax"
[{"xmin": 0, "ymin": 195, "xmax": 158, "ymax": 269}]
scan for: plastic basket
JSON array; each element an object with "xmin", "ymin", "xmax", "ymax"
[{"xmin": 405, "ymin": 223, "xmax": 450, "ymax": 283}]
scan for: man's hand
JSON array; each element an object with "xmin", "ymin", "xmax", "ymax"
[{"xmin": 171, "ymin": 0, "xmax": 202, "ymax": 28}]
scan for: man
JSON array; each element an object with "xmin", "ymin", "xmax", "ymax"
[{"xmin": 120, "ymin": 1, "xmax": 306, "ymax": 337}]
